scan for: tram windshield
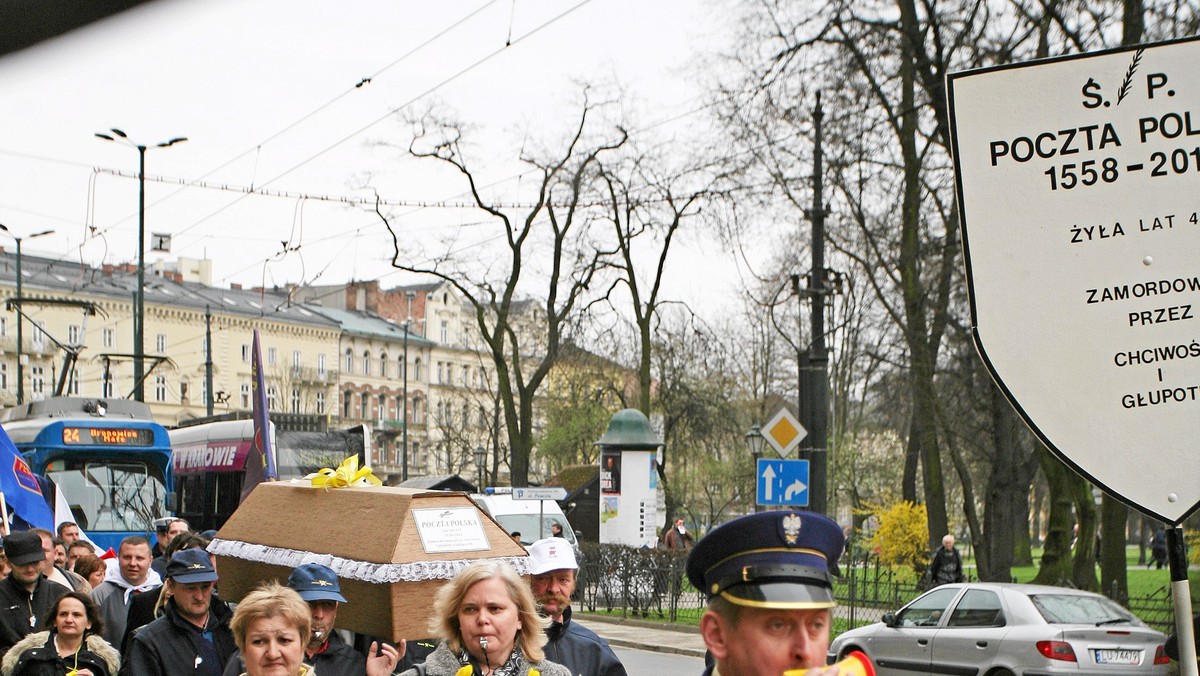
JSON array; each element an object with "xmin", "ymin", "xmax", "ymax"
[{"xmin": 46, "ymin": 459, "xmax": 168, "ymax": 532}]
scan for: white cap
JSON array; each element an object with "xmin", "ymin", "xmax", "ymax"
[{"xmin": 527, "ymin": 538, "xmax": 578, "ymax": 575}]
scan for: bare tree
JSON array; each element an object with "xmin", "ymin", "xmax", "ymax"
[{"xmin": 376, "ymin": 97, "xmax": 626, "ymax": 486}]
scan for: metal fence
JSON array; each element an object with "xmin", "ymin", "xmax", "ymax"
[{"xmin": 574, "ymin": 543, "xmax": 1180, "ymax": 635}]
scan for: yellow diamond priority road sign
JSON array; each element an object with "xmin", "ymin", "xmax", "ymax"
[{"xmin": 764, "ymin": 408, "xmax": 807, "ymax": 458}]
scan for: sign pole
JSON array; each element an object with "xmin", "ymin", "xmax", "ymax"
[{"xmin": 1168, "ymin": 526, "xmax": 1198, "ymax": 676}]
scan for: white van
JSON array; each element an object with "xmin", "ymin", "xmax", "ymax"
[{"xmin": 470, "ymin": 488, "xmax": 579, "ymax": 548}]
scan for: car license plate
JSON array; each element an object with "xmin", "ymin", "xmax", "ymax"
[{"xmin": 1093, "ymin": 649, "xmax": 1141, "ymax": 665}]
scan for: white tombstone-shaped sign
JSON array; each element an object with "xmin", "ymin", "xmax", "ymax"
[{"xmin": 948, "ymin": 36, "xmax": 1200, "ymax": 524}]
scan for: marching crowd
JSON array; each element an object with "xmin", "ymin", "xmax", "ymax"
[{"xmin": 0, "ymin": 509, "xmax": 853, "ymax": 676}]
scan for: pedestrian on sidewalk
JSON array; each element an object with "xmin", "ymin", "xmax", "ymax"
[
  {"xmin": 527, "ymin": 539, "xmax": 626, "ymax": 676},
  {"xmin": 926, "ymin": 534, "xmax": 964, "ymax": 588},
  {"xmin": 688, "ymin": 510, "xmax": 846, "ymax": 676}
]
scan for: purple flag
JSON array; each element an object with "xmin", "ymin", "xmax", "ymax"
[{"xmin": 241, "ymin": 329, "xmax": 277, "ymax": 501}]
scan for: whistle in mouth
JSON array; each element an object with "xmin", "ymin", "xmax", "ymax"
[{"xmin": 783, "ymin": 650, "xmax": 874, "ymax": 676}]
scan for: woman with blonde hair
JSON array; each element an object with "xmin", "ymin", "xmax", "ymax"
[
  {"xmin": 229, "ymin": 582, "xmax": 314, "ymax": 676},
  {"xmin": 400, "ymin": 560, "xmax": 569, "ymax": 676}
]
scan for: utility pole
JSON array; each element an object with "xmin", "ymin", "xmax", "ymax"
[
  {"xmin": 205, "ymin": 306, "xmax": 214, "ymax": 416},
  {"xmin": 798, "ymin": 92, "xmax": 830, "ymax": 513}
]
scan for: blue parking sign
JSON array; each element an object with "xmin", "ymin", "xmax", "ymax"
[{"xmin": 756, "ymin": 458, "xmax": 809, "ymax": 507}]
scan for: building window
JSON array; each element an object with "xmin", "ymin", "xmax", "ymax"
[
  {"xmin": 67, "ymin": 368, "xmax": 80, "ymax": 395},
  {"xmin": 200, "ymin": 379, "xmax": 207, "ymax": 407},
  {"xmin": 31, "ymin": 366, "xmax": 45, "ymax": 395},
  {"xmin": 103, "ymin": 328, "xmax": 115, "ymax": 348},
  {"xmin": 395, "ymin": 396, "xmax": 403, "ymax": 421},
  {"xmin": 291, "ymin": 387, "xmax": 300, "ymax": 414},
  {"xmin": 412, "ymin": 441, "xmax": 423, "ymax": 471},
  {"xmin": 440, "ymin": 320, "xmax": 449, "ymax": 343},
  {"xmin": 379, "ymin": 353, "xmax": 388, "ymax": 379},
  {"xmin": 0, "ymin": 317, "xmax": 7, "ymax": 336},
  {"xmin": 414, "ymin": 358, "xmax": 422, "ymax": 381},
  {"xmin": 103, "ymin": 372, "xmax": 114, "ymax": 398},
  {"xmin": 377, "ymin": 397, "xmax": 386, "ymax": 420},
  {"xmin": 68, "ymin": 325, "xmax": 81, "ymax": 344},
  {"xmin": 156, "ymin": 334, "xmax": 167, "ymax": 352},
  {"xmin": 316, "ymin": 391, "xmax": 326, "ymax": 415},
  {"xmin": 267, "ymin": 386, "xmax": 278, "ymax": 411},
  {"xmin": 344, "ymin": 350, "xmax": 353, "ymax": 373},
  {"xmin": 436, "ymin": 362, "xmax": 444, "ymax": 384},
  {"xmin": 462, "ymin": 365, "xmax": 470, "ymax": 386},
  {"xmin": 343, "ymin": 390, "xmax": 352, "ymax": 418},
  {"xmin": 154, "ymin": 375, "xmax": 167, "ymax": 402},
  {"xmin": 241, "ymin": 383, "xmax": 251, "ymax": 408},
  {"xmin": 292, "ymin": 351, "xmax": 302, "ymax": 369},
  {"xmin": 242, "ymin": 344, "xmax": 251, "ymax": 363},
  {"xmin": 412, "ymin": 398, "xmax": 424, "ymax": 424},
  {"xmin": 0, "ymin": 363, "xmax": 7, "ymax": 390},
  {"xmin": 360, "ymin": 394, "xmax": 369, "ymax": 420},
  {"xmin": 267, "ymin": 347, "xmax": 277, "ymax": 366},
  {"xmin": 318, "ymin": 353, "xmax": 327, "ymax": 377},
  {"xmin": 362, "ymin": 351, "xmax": 371, "ymax": 376},
  {"xmin": 398, "ymin": 356, "xmax": 406, "ymax": 380},
  {"xmin": 32, "ymin": 322, "xmax": 44, "ymax": 350}
]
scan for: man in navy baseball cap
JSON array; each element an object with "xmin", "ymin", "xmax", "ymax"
[{"xmin": 687, "ymin": 510, "xmax": 845, "ymax": 676}]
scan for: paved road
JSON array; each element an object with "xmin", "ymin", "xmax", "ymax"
[{"xmin": 612, "ymin": 646, "xmax": 704, "ymax": 674}]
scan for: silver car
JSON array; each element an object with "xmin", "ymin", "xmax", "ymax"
[{"xmin": 828, "ymin": 583, "xmax": 1169, "ymax": 675}]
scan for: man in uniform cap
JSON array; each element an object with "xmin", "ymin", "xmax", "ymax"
[
  {"xmin": 527, "ymin": 538, "xmax": 627, "ymax": 676},
  {"xmin": 123, "ymin": 548, "xmax": 237, "ymax": 676},
  {"xmin": 687, "ymin": 510, "xmax": 846, "ymax": 675}
]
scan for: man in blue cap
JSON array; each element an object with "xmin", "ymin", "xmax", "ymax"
[
  {"xmin": 220, "ymin": 562, "xmax": 399, "ymax": 676},
  {"xmin": 687, "ymin": 510, "xmax": 846, "ymax": 676},
  {"xmin": 123, "ymin": 548, "xmax": 237, "ymax": 676}
]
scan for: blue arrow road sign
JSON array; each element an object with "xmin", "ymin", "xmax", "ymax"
[{"xmin": 757, "ymin": 458, "xmax": 809, "ymax": 507}]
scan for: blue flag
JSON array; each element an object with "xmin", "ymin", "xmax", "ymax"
[
  {"xmin": 241, "ymin": 329, "xmax": 277, "ymax": 501},
  {"xmin": 0, "ymin": 423, "xmax": 54, "ymax": 530}
]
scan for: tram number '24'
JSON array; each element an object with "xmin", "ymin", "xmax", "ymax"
[{"xmin": 1044, "ymin": 158, "xmax": 1119, "ymax": 190}]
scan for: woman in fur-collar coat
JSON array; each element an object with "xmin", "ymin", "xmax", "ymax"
[{"xmin": 1, "ymin": 592, "xmax": 120, "ymax": 676}]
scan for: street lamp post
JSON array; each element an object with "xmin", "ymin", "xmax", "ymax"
[
  {"xmin": 745, "ymin": 424, "xmax": 765, "ymax": 513},
  {"xmin": 94, "ymin": 129, "xmax": 186, "ymax": 401},
  {"xmin": 473, "ymin": 445, "xmax": 487, "ymax": 490},
  {"xmin": 401, "ymin": 290, "xmax": 415, "ymax": 480},
  {"xmin": 0, "ymin": 225, "xmax": 54, "ymax": 405}
]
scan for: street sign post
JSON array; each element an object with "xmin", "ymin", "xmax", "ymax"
[
  {"xmin": 756, "ymin": 458, "xmax": 809, "ymax": 507},
  {"xmin": 948, "ymin": 37, "xmax": 1200, "ymax": 526},
  {"xmin": 512, "ymin": 487, "xmax": 568, "ymax": 501},
  {"xmin": 762, "ymin": 408, "xmax": 807, "ymax": 458}
]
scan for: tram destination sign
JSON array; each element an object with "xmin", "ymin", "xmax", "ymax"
[{"xmin": 948, "ymin": 36, "xmax": 1200, "ymax": 524}]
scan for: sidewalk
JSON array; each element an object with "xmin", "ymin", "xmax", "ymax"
[{"xmin": 575, "ymin": 613, "xmax": 707, "ymax": 658}]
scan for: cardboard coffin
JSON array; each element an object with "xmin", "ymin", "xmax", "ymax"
[{"xmin": 210, "ymin": 481, "xmax": 527, "ymax": 641}]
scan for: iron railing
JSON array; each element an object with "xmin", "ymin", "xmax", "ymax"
[{"xmin": 574, "ymin": 543, "xmax": 1180, "ymax": 636}]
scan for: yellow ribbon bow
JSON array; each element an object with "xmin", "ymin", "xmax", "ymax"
[{"xmin": 306, "ymin": 455, "xmax": 382, "ymax": 488}]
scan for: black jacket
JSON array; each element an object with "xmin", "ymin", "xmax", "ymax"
[
  {"xmin": 0, "ymin": 576, "xmax": 66, "ymax": 660},
  {"xmin": 542, "ymin": 607, "xmax": 627, "ymax": 676},
  {"xmin": 221, "ymin": 631, "xmax": 364, "ymax": 676},
  {"xmin": 1, "ymin": 630, "xmax": 120, "ymax": 676},
  {"xmin": 120, "ymin": 596, "xmax": 236, "ymax": 676}
]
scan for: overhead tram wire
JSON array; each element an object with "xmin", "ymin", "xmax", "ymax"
[
  {"xmin": 76, "ymin": 1, "xmax": 504, "ymax": 247},
  {"xmin": 165, "ymin": 0, "xmax": 597, "ymax": 243}
]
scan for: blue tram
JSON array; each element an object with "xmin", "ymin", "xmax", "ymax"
[{"xmin": 1, "ymin": 397, "xmax": 172, "ymax": 551}]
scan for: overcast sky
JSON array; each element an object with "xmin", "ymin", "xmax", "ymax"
[{"xmin": 0, "ymin": 0, "xmax": 756, "ymax": 318}]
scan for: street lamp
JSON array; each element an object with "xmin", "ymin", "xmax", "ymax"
[
  {"xmin": 94, "ymin": 128, "xmax": 187, "ymax": 401},
  {"xmin": 401, "ymin": 290, "xmax": 415, "ymax": 480},
  {"xmin": 745, "ymin": 424, "xmax": 765, "ymax": 513},
  {"xmin": 473, "ymin": 445, "xmax": 487, "ymax": 490},
  {"xmin": 0, "ymin": 225, "xmax": 55, "ymax": 405}
]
